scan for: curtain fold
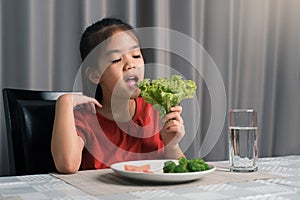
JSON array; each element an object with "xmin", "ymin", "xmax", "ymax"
[{"xmin": 1, "ymin": 0, "xmax": 299, "ymax": 175}]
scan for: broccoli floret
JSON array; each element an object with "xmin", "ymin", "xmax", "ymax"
[
  {"xmin": 187, "ymin": 162, "xmax": 202, "ymax": 172},
  {"xmin": 174, "ymin": 158, "xmax": 189, "ymax": 173},
  {"xmin": 178, "ymin": 157, "xmax": 188, "ymax": 165},
  {"xmin": 137, "ymin": 75, "xmax": 197, "ymax": 119},
  {"xmin": 195, "ymin": 158, "xmax": 205, "ymax": 164},
  {"xmin": 202, "ymin": 163, "xmax": 210, "ymax": 170},
  {"xmin": 163, "ymin": 158, "xmax": 210, "ymax": 173},
  {"xmin": 174, "ymin": 163, "xmax": 188, "ymax": 173},
  {"xmin": 163, "ymin": 161, "xmax": 176, "ymax": 173},
  {"xmin": 183, "ymin": 158, "xmax": 210, "ymax": 172}
]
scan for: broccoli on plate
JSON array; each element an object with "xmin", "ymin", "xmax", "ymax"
[{"xmin": 163, "ymin": 158, "xmax": 210, "ymax": 173}]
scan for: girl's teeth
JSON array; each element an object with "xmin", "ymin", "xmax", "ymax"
[{"xmin": 126, "ymin": 79, "xmax": 136, "ymax": 87}]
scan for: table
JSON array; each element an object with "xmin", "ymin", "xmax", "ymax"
[{"xmin": 1, "ymin": 155, "xmax": 300, "ymax": 200}]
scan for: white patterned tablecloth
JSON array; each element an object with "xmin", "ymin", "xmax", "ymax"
[{"xmin": 1, "ymin": 155, "xmax": 300, "ymax": 200}]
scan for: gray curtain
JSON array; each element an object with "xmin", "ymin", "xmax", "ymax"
[{"xmin": 1, "ymin": 0, "xmax": 300, "ymax": 176}]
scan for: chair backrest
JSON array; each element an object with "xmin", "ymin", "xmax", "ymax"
[{"xmin": 2, "ymin": 88, "xmax": 79, "ymax": 175}]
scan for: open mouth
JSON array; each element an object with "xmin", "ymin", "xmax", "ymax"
[{"xmin": 124, "ymin": 75, "xmax": 139, "ymax": 88}]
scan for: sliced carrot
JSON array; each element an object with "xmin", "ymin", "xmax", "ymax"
[
  {"xmin": 142, "ymin": 169, "xmax": 154, "ymax": 173},
  {"xmin": 124, "ymin": 165, "xmax": 139, "ymax": 171},
  {"xmin": 124, "ymin": 164, "xmax": 152, "ymax": 172}
]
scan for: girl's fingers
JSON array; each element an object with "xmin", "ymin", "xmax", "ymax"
[
  {"xmin": 93, "ymin": 99, "xmax": 102, "ymax": 108},
  {"xmin": 164, "ymin": 119, "xmax": 184, "ymax": 132},
  {"xmin": 163, "ymin": 106, "xmax": 183, "ymax": 122},
  {"xmin": 163, "ymin": 112, "xmax": 183, "ymax": 124},
  {"xmin": 72, "ymin": 95, "xmax": 102, "ymax": 111},
  {"xmin": 164, "ymin": 123, "xmax": 179, "ymax": 133},
  {"xmin": 170, "ymin": 106, "xmax": 182, "ymax": 114},
  {"xmin": 86, "ymin": 97, "xmax": 102, "ymax": 108}
]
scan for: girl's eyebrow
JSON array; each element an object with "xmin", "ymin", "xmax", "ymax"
[{"xmin": 106, "ymin": 45, "xmax": 140, "ymax": 56}]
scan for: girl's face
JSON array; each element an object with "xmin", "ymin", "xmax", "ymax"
[{"xmin": 98, "ymin": 30, "xmax": 145, "ymax": 100}]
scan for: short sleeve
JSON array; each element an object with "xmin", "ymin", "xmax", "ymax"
[{"xmin": 74, "ymin": 109, "xmax": 92, "ymax": 145}]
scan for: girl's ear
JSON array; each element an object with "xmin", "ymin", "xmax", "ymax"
[{"xmin": 85, "ymin": 67, "xmax": 101, "ymax": 84}]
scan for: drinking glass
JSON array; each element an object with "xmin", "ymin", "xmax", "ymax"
[{"xmin": 228, "ymin": 109, "xmax": 258, "ymax": 172}]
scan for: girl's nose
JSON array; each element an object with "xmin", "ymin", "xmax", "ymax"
[{"xmin": 123, "ymin": 56, "xmax": 136, "ymax": 71}]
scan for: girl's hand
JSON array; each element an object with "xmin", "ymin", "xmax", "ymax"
[
  {"xmin": 62, "ymin": 94, "xmax": 102, "ymax": 113},
  {"xmin": 160, "ymin": 106, "xmax": 185, "ymax": 148}
]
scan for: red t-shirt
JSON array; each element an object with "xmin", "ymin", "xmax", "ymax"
[{"xmin": 74, "ymin": 97, "xmax": 165, "ymax": 170}]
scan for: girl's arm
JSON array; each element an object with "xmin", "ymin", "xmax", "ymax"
[
  {"xmin": 51, "ymin": 94, "xmax": 101, "ymax": 174},
  {"xmin": 160, "ymin": 106, "xmax": 186, "ymax": 159}
]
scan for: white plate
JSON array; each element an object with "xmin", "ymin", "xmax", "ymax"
[{"xmin": 110, "ymin": 159, "xmax": 216, "ymax": 183}]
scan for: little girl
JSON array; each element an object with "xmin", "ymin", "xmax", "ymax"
[{"xmin": 51, "ymin": 18, "xmax": 185, "ymax": 173}]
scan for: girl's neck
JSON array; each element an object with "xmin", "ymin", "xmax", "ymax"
[{"xmin": 97, "ymin": 98, "xmax": 136, "ymax": 122}]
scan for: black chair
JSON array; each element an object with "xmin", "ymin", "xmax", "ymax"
[{"xmin": 2, "ymin": 88, "xmax": 79, "ymax": 175}]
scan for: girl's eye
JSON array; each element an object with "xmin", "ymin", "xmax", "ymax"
[
  {"xmin": 111, "ymin": 58, "xmax": 121, "ymax": 63},
  {"xmin": 133, "ymin": 55, "xmax": 141, "ymax": 59}
]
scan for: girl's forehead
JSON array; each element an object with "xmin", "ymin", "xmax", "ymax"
[{"xmin": 105, "ymin": 31, "xmax": 139, "ymax": 52}]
